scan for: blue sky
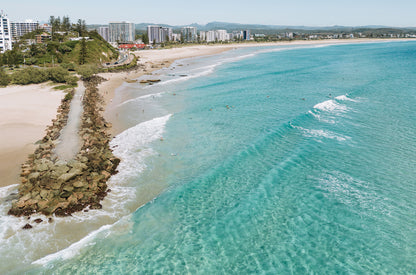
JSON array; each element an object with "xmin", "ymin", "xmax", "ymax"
[{"xmin": 3, "ymin": 0, "xmax": 416, "ymax": 27}]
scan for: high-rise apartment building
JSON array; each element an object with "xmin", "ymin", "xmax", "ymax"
[
  {"xmin": 11, "ymin": 20, "xmax": 38, "ymax": 40},
  {"xmin": 243, "ymin": 30, "xmax": 250, "ymax": 40},
  {"xmin": 108, "ymin": 22, "xmax": 135, "ymax": 43},
  {"xmin": 181, "ymin": 26, "xmax": 197, "ymax": 42},
  {"xmin": 215, "ymin": 30, "xmax": 228, "ymax": 41},
  {"xmin": 199, "ymin": 31, "xmax": 206, "ymax": 42},
  {"xmin": 0, "ymin": 11, "xmax": 12, "ymax": 52},
  {"xmin": 98, "ymin": 26, "xmax": 109, "ymax": 41},
  {"xmin": 206, "ymin": 30, "xmax": 215, "ymax": 42},
  {"xmin": 147, "ymin": 25, "xmax": 172, "ymax": 44}
]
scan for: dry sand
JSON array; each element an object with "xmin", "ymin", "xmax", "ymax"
[{"xmin": 0, "ymin": 84, "xmax": 64, "ymax": 187}]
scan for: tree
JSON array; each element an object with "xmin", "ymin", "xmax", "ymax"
[
  {"xmin": 76, "ymin": 19, "xmax": 87, "ymax": 37},
  {"xmin": 78, "ymin": 38, "xmax": 87, "ymax": 65},
  {"xmin": 0, "ymin": 69, "xmax": 11, "ymax": 86},
  {"xmin": 49, "ymin": 16, "xmax": 56, "ymax": 35},
  {"xmin": 62, "ymin": 16, "xmax": 71, "ymax": 31},
  {"xmin": 142, "ymin": 33, "xmax": 149, "ymax": 44},
  {"xmin": 4, "ymin": 49, "xmax": 23, "ymax": 67}
]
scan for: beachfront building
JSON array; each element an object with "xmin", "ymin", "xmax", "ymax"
[
  {"xmin": 98, "ymin": 26, "xmax": 109, "ymax": 41},
  {"xmin": 172, "ymin": 33, "xmax": 181, "ymax": 42},
  {"xmin": 11, "ymin": 20, "xmax": 38, "ymax": 40},
  {"xmin": 0, "ymin": 11, "xmax": 12, "ymax": 53},
  {"xmin": 147, "ymin": 25, "xmax": 172, "ymax": 44},
  {"xmin": 35, "ymin": 33, "xmax": 51, "ymax": 44},
  {"xmin": 199, "ymin": 31, "xmax": 206, "ymax": 42},
  {"xmin": 38, "ymin": 23, "xmax": 52, "ymax": 34},
  {"xmin": 216, "ymin": 30, "xmax": 229, "ymax": 42},
  {"xmin": 181, "ymin": 26, "xmax": 197, "ymax": 42},
  {"xmin": 243, "ymin": 30, "xmax": 250, "ymax": 40},
  {"xmin": 206, "ymin": 30, "xmax": 215, "ymax": 42},
  {"xmin": 108, "ymin": 22, "xmax": 135, "ymax": 43}
]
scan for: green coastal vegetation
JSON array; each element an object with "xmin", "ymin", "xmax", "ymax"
[{"xmin": 0, "ymin": 16, "xmax": 119, "ymax": 87}]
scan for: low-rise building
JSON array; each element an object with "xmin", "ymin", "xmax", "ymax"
[
  {"xmin": 38, "ymin": 24, "xmax": 52, "ymax": 34},
  {"xmin": 35, "ymin": 33, "xmax": 51, "ymax": 44}
]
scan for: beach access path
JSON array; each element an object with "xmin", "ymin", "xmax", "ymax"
[{"xmin": 53, "ymin": 81, "xmax": 85, "ymax": 161}]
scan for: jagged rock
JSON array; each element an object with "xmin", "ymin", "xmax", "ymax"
[
  {"xmin": 21, "ymin": 169, "xmax": 31, "ymax": 176},
  {"xmin": 59, "ymin": 190, "xmax": 72, "ymax": 198},
  {"xmin": 37, "ymin": 200, "xmax": 49, "ymax": 210},
  {"xmin": 70, "ymin": 161, "xmax": 88, "ymax": 171},
  {"xmin": 63, "ymin": 184, "xmax": 74, "ymax": 192},
  {"xmin": 9, "ymin": 79, "xmax": 119, "ymax": 217},
  {"xmin": 34, "ymin": 218, "xmax": 43, "ymax": 224},
  {"xmin": 22, "ymin": 224, "xmax": 32, "ymax": 230},
  {"xmin": 28, "ymin": 172, "xmax": 40, "ymax": 182},
  {"xmin": 50, "ymin": 182, "xmax": 61, "ymax": 190},
  {"xmin": 90, "ymin": 203, "xmax": 102, "ymax": 209},
  {"xmin": 73, "ymin": 181, "xmax": 87, "ymax": 188},
  {"xmin": 40, "ymin": 190, "xmax": 49, "ymax": 199},
  {"xmin": 51, "ymin": 164, "xmax": 70, "ymax": 179},
  {"xmin": 57, "ymin": 169, "xmax": 82, "ymax": 183}
]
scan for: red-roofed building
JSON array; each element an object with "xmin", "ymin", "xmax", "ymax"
[{"xmin": 118, "ymin": 43, "xmax": 146, "ymax": 49}]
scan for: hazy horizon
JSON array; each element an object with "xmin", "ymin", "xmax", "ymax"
[{"xmin": 2, "ymin": 0, "xmax": 416, "ymax": 28}]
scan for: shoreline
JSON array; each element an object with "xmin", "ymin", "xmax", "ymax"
[
  {"xmin": 98, "ymin": 38, "xmax": 416, "ymax": 132},
  {"xmin": 1, "ymin": 38, "xmax": 414, "ymax": 188}
]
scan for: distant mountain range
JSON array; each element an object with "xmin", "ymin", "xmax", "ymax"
[{"xmin": 88, "ymin": 21, "xmax": 416, "ymax": 33}]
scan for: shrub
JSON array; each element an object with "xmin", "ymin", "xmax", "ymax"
[
  {"xmin": 25, "ymin": 57, "xmax": 38, "ymax": 65},
  {"xmin": 65, "ymin": 75, "xmax": 78, "ymax": 86},
  {"xmin": 12, "ymin": 67, "xmax": 49, "ymax": 85},
  {"xmin": 76, "ymin": 65, "xmax": 98, "ymax": 80},
  {"xmin": 64, "ymin": 91, "xmax": 73, "ymax": 101},
  {"xmin": 58, "ymin": 44, "xmax": 73, "ymax": 54},
  {"xmin": 0, "ymin": 69, "xmax": 11, "ymax": 86},
  {"xmin": 47, "ymin": 67, "xmax": 69, "ymax": 83},
  {"xmin": 61, "ymin": 63, "xmax": 76, "ymax": 71}
]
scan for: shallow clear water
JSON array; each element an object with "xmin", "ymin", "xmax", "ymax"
[{"xmin": 3, "ymin": 41, "xmax": 416, "ymax": 274}]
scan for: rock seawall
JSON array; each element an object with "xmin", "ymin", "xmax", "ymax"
[{"xmin": 8, "ymin": 77, "xmax": 120, "ymax": 217}]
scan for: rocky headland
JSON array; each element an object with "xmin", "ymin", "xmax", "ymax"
[{"xmin": 8, "ymin": 76, "xmax": 120, "ymax": 217}]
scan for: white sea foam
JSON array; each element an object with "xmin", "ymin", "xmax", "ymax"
[
  {"xmin": 295, "ymin": 126, "xmax": 350, "ymax": 142},
  {"xmin": 154, "ymin": 64, "xmax": 217, "ymax": 87},
  {"xmin": 335, "ymin": 94, "xmax": 358, "ymax": 102},
  {"xmin": 117, "ymin": 92, "xmax": 164, "ymax": 107},
  {"xmin": 33, "ymin": 223, "xmax": 112, "ymax": 266},
  {"xmin": 313, "ymin": 99, "xmax": 348, "ymax": 113},
  {"xmin": 110, "ymin": 114, "xmax": 172, "ymax": 182}
]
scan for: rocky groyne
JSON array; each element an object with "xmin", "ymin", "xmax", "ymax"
[{"xmin": 8, "ymin": 77, "xmax": 120, "ymax": 217}]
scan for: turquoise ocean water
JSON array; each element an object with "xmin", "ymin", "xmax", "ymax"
[{"xmin": 1, "ymin": 41, "xmax": 416, "ymax": 274}]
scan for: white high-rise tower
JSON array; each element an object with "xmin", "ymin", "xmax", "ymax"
[{"xmin": 0, "ymin": 10, "xmax": 12, "ymax": 53}]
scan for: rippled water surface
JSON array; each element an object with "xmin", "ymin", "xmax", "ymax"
[{"xmin": 2, "ymin": 42, "xmax": 416, "ymax": 274}]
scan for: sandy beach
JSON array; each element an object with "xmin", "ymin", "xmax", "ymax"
[{"xmin": 0, "ymin": 84, "xmax": 64, "ymax": 187}]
